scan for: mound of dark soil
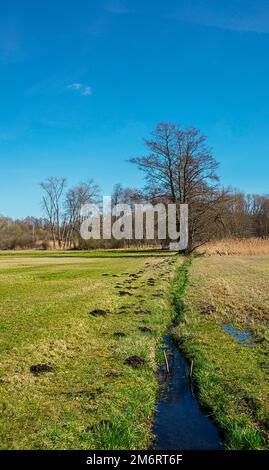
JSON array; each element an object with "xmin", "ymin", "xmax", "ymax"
[
  {"xmin": 113, "ymin": 332, "xmax": 126, "ymax": 337},
  {"xmin": 30, "ymin": 364, "xmax": 54, "ymax": 374},
  {"xmin": 139, "ymin": 326, "xmax": 152, "ymax": 333},
  {"xmin": 200, "ymin": 304, "xmax": 216, "ymax": 315},
  {"xmin": 89, "ymin": 309, "xmax": 108, "ymax": 317},
  {"xmin": 124, "ymin": 355, "xmax": 145, "ymax": 368}
]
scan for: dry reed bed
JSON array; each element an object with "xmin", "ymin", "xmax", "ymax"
[{"xmin": 196, "ymin": 238, "xmax": 269, "ymax": 256}]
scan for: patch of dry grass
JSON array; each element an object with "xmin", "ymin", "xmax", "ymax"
[
  {"xmin": 174, "ymin": 254, "xmax": 269, "ymax": 449},
  {"xmin": 197, "ymin": 238, "xmax": 269, "ymax": 256}
]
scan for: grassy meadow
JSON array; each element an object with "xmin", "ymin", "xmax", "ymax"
[
  {"xmin": 0, "ymin": 245, "xmax": 269, "ymax": 450},
  {"xmin": 174, "ymin": 253, "xmax": 269, "ymax": 449},
  {"xmin": 0, "ymin": 251, "xmax": 178, "ymax": 450}
]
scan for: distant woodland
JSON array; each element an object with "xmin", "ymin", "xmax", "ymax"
[{"xmin": 1, "ymin": 123, "xmax": 268, "ymax": 251}]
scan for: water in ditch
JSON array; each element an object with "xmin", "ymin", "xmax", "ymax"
[
  {"xmin": 152, "ymin": 334, "xmax": 223, "ymax": 450},
  {"xmin": 222, "ymin": 324, "xmax": 253, "ymax": 346}
]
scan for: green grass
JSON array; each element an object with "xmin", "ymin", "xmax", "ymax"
[
  {"xmin": 2, "ymin": 250, "xmax": 267, "ymax": 450},
  {"xmin": 173, "ymin": 255, "xmax": 269, "ymax": 450},
  {"xmin": 0, "ymin": 249, "xmax": 173, "ymax": 258},
  {"xmin": 0, "ymin": 252, "xmax": 179, "ymax": 450}
]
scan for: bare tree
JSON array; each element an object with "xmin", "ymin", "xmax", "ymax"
[
  {"xmin": 223, "ymin": 192, "xmax": 269, "ymax": 238},
  {"xmin": 111, "ymin": 183, "xmax": 124, "ymax": 207},
  {"xmin": 64, "ymin": 180, "xmax": 100, "ymax": 248},
  {"xmin": 40, "ymin": 177, "xmax": 67, "ymax": 248},
  {"xmin": 250, "ymin": 195, "xmax": 269, "ymax": 238},
  {"xmin": 130, "ymin": 122, "xmax": 227, "ymax": 251}
]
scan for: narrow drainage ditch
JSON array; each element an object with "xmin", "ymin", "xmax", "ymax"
[{"xmin": 152, "ymin": 331, "xmax": 223, "ymax": 450}]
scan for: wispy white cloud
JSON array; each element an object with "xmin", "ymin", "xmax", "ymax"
[
  {"xmin": 68, "ymin": 83, "xmax": 92, "ymax": 96},
  {"xmin": 82, "ymin": 86, "xmax": 92, "ymax": 96},
  {"xmin": 68, "ymin": 83, "xmax": 82, "ymax": 91}
]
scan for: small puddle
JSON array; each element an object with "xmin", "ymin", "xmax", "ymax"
[
  {"xmin": 152, "ymin": 334, "xmax": 223, "ymax": 450},
  {"xmin": 222, "ymin": 324, "xmax": 253, "ymax": 346}
]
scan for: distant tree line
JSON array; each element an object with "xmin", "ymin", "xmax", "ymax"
[
  {"xmin": 0, "ymin": 216, "xmax": 50, "ymax": 250},
  {"xmin": 0, "ymin": 122, "xmax": 268, "ymax": 251}
]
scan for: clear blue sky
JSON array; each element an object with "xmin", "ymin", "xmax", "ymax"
[{"xmin": 1, "ymin": 0, "xmax": 269, "ymax": 218}]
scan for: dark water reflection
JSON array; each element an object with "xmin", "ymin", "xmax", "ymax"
[{"xmin": 153, "ymin": 335, "xmax": 223, "ymax": 450}]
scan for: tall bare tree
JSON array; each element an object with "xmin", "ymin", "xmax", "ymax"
[
  {"xmin": 40, "ymin": 177, "xmax": 67, "ymax": 248},
  {"xmin": 64, "ymin": 180, "xmax": 100, "ymax": 248},
  {"xmin": 130, "ymin": 122, "xmax": 227, "ymax": 251}
]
